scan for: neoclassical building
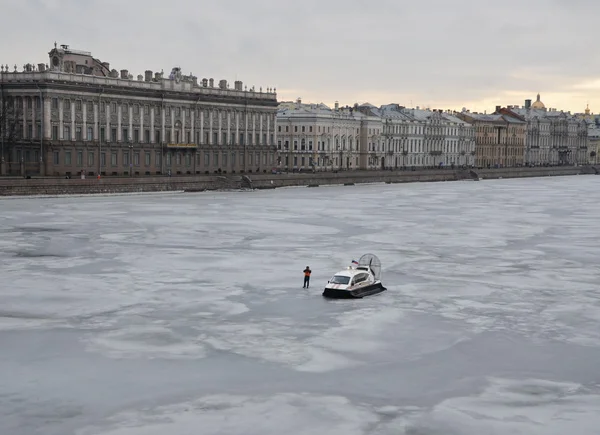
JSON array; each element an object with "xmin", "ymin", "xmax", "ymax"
[
  {"xmin": 358, "ymin": 104, "xmax": 476, "ymax": 168},
  {"xmin": 276, "ymin": 100, "xmax": 382, "ymax": 171},
  {"xmin": 497, "ymin": 95, "xmax": 588, "ymax": 166},
  {"xmin": 0, "ymin": 43, "xmax": 278, "ymax": 176},
  {"xmin": 276, "ymin": 100, "xmax": 477, "ymax": 171},
  {"xmin": 455, "ymin": 110, "xmax": 526, "ymax": 168}
]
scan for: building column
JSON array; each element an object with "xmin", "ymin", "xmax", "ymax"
[
  {"xmin": 59, "ymin": 100, "xmax": 64, "ymax": 140},
  {"xmin": 117, "ymin": 104, "xmax": 122, "ymax": 142},
  {"xmin": 150, "ymin": 107, "xmax": 155, "ymax": 143},
  {"xmin": 128, "ymin": 105, "xmax": 133, "ymax": 141},
  {"xmin": 93, "ymin": 102, "xmax": 99, "ymax": 140},
  {"xmin": 82, "ymin": 103, "xmax": 87, "ymax": 142},
  {"xmin": 200, "ymin": 110, "xmax": 204, "ymax": 144},
  {"xmin": 140, "ymin": 107, "xmax": 144, "ymax": 142},
  {"xmin": 71, "ymin": 102, "xmax": 75, "ymax": 141},
  {"xmin": 209, "ymin": 110, "xmax": 213, "ymax": 144},
  {"xmin": 190, "ymin": 108, "xmax": 195, "ymax": 143}
]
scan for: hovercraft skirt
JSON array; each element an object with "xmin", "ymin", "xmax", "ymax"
[{"xmin": 322, "ymin": 283, "xmax": 387, "ymax": 299}]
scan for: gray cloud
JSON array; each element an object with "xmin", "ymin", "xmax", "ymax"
[{"xmin": 1, "ymin": 0, "xmax": 597, "ymax": 112}]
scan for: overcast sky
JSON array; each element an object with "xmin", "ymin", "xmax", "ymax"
[{"xmin": 2, "ymin": 0, "xmax": 599, "ymax": 113}]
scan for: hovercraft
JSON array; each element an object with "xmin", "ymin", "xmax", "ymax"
[{"xmin": 322, "ymin": 253, "xmax": 387, "ymax": 299}]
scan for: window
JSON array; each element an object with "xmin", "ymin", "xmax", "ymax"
[
  {"xmin": 302, "ymin": 126, "xmax": 305, "ymax": 132},
  {"xmin": 76, "ymin": 127, "xmax": 82, "ymax": 141},
  {"xmin": 52, "ymin": 126, "xmax": 58, "ymax": 140},
  {"xmin": 63, "ymin": 125, "xmax": 71, "ymax": 140},
  {"xmin": 88, "ymin": 152, "xmax": 94, "ymax": 166},
  {"xmin": 239, "ymin": 133, "xmax": 244, "ymax": 145},
  {"xmin": 144, "ymin": 105, "xmax": 149, "ymax": 115},
  {"xmin": 100, "ymin": 127, "xmax": 106, "ymax": 142},
  {"xmin": 122, "ymin": 128, "xmax": 128, "ymax": 142},
  {"xmin": 213, "ymin": 152, "xmax": 218, "ymax": 166},
  {"xmin": 186, "ymin": 131, "xmax": 190, "ymax": 143},
  {"xmin": 53, "ymin": 151, "xmax": 59, "ymax": 165},
  {"xmin": 155, "ymin": 151, "xmax": 161, "ymax": 167},
  {"xmin": 27, "ymin": 124, "xmax": 32, "ymax": 139},
  {"xmin": 87, "ymin": 127, "xmax": 93, "ymax": 141},
  {"xmin": 134, "ymin": 152, "xmax": 140, "ymax": 166},
  {"xmin": 76, "ymin": 100, "xmax": 82, "ymax": 111},
  {"xmin": 65, "ymin": 151, "xmax": 72, "ymax": 165},
  {"xmin": 111, "ymin": 128, "xmax": 117, "ymax": 142},
  {"xmin": 111, "ymin": 152, "xmax": 117, "ymax": 166},
  {"xmin": 101, "ymin": 152, "xmax": 106, "ymax": 169},
  {"xmin": 52, "ymin": 98, "xmax": 58, "ymax": 109},
  {"xmin": 134, "ymin": 105, "xmax": 139, "ymax": 115},
  {"xmin": 176, "ymin": 130, "xmax": 180, "ymax": 143},
  {"xmin": 77, "ymin": 150, "xmax": 83, "ymax": 166},
  {"xmin": 123, "ymin": 151, "xmax": 129, "ymax": 166},
  {"xmin": 155, "ymin": 130, "xmax": 160, "ymax": 144},
  {"xmin": 176, "ymin": 153, "xmax": 181, "ymax": 165},
  {"xmin": 111, "ymin": 102, "xmax": 116, "ymax": 112},
  {"xmin": 222, "ymin": 152, "xmax": 227, "ymax": 166},
  {"xmin": 222, "ymin": 132, "xmax": 227, "ymax": 145},
  {"xmin": 185, "ymin": 153, "xmax": 191, "ymax": 166},
  {"xmin": 270, "ymin": 134, "xmax": 274, "ymax": 145},
  {"xmin": 134, "ymin": 129, "xmax": 139, "ymax": 143},
  {"xmin": 204, "ymin": 152, "xmax": 210, "ymax": 167},
  {"xmin": 87, "ymin": 102, "xmax": 93, "ymax": 112},
  {"xmin": 213, "ymin": 132, "xmax": 218, "ymax": 144},
  {"xmin": 144, "ymin": 130, "xmax": 150, "ymax": 143},
  {"xmin": 145, "ymin": 152, "xmax": 151, "ymax": 166}
]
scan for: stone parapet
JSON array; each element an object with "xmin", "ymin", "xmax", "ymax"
[{"xmin": 0, "ymin": 166, "xmax": 595, "ymax": 197}]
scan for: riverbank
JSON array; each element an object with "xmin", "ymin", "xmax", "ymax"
[{"xmin": 0, "ymin": 166, "xmax": 597, "ymax": 196}]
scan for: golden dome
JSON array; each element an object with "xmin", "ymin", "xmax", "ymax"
[{"xmin": 531, "ymin": 93, "xmax": 545, "ymax": 109}]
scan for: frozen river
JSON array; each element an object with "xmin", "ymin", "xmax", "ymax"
[{"xmin": 1, "ymin": 175, "xmax": 600, "ymax": 434}]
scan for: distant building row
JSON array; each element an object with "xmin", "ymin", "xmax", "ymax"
[
  {"xmin": 276, "ymin": 93, "xmax": 590, "ymax": 172},
  {"xmin": 0, "ymin": 43, "xmax": 595, "ymax": 177}
]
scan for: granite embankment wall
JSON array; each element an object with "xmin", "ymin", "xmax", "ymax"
[{"xmin": 0, "ymin": 166, "xmax": 597, "ymax": 196}]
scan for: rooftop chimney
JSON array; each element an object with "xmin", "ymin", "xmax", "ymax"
[
  {"xmin": 145, "ymin": 70, "xmax": 153, "ymax": 82},
  {"xmin": 495, "ymin": 105, "xmax": 501, "ymax": 112},
  {"xmin": 234, "ymin": 80, "xmax": 243, "ymax": 91},
  {"xmin": 120, "ymin": 69, "xmax": 129, "ymax": 79},
  {"xmin": 525, "ymin": 99, "xmax": 531, "ymax": 109},
  {"xmin": 38, "ymin": 63, "xmax": 46, "ymax": 72},
  {"xmin": 209, "ymin": 78, "xmax": 214, "ymax": 87},
  {"xmin": 219, "ymin": 79, "xmax": 227, "ymax": 89}
]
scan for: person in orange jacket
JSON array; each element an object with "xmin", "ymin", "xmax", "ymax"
[{"xmin": 303, "ymin": 266, "xmax": 311, "ymax": 288}]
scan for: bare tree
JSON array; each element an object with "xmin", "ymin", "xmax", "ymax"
[{"xmin": 0, "ymin": 95, "xmax": 22, "ymax": 170}]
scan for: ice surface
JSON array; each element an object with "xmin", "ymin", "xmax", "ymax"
[{"xmin": 1, "ymin": 176, "xmax": 600, "ymax": 434}]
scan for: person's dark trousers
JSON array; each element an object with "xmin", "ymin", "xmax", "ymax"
[{"xmin": 303, "ymin": 276, "xmax": 310, "ymax": 288}]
